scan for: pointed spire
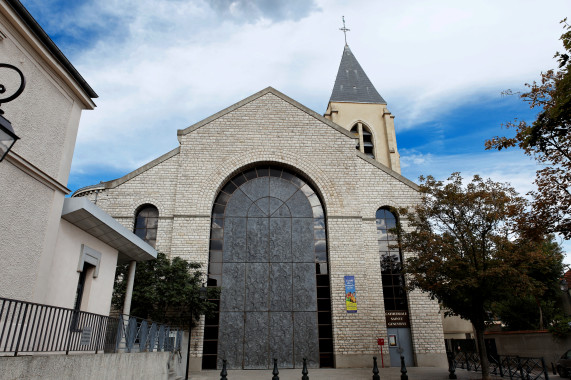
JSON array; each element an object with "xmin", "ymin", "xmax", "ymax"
[{"xmin": 329, "ymin": 45, "xmax": 386, "ymax": 104}]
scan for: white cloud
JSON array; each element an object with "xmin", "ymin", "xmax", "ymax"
[
  {"xmin": 28, "ymin": 0, "xmax": 569, "ymax": 254},
  {"xmin": 62, "ymin": 0, "xmax": 569, "ymax": 173}
]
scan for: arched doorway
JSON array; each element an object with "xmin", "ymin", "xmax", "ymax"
[{"xmin": 202, "ymin": 165, "xmax": 333, "ymax": 370}]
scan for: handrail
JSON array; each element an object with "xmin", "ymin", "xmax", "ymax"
[{"xmin": 0, "ymin": 297, "xmax": 182, "ymax": 356}]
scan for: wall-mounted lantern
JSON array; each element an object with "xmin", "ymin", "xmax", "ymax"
[{"xmin": 0, "ymin": 63, "xmax": 26, "ymax": 162}]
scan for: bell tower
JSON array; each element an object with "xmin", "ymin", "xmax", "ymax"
[{"xmin": 324, "ymin": 44, "xmax": 401, "ymax": 173}]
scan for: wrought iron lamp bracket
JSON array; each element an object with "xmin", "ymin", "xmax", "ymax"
[{"xmin": 0, "ymin": 63, "xmax": 26, "ymax": 115}]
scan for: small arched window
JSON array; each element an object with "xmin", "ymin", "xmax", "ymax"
[
  {"xmin": 376, "ymin": 207, "xmax": 408, "ymax": 311},
  {"xmin": 350, "ymin": 125, "xmax": 360, "ymax": 150},
  {"xmin": 134, "ymin": 204, "xmax": 159, "ymax": 248},
  {"xmin": 351, "ymin": 122, "xmax": 375, "ymax": 159}
]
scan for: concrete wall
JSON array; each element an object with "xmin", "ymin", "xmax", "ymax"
[
  {"xmin": 0, "ymin": 352, "xmax": 173, "ymax": 380},
  {"xmin": 77, "ymin": 90, "xmax": 447, "ymax": 368},
  {"xmin": 486, "ymin": 331, "xmax": 571, "ymax": 365},
  {"xmin": 48, "ymin": 219, "xmax": 119, "ymax": 315}
]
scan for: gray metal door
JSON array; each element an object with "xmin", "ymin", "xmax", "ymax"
[
  {"xmin": 387, "ymin": 327, "xmax": 414, "ymax": 367},
  {"xmin": 217, "ymin": 175, "xmax": 320, "ymax": 369}
]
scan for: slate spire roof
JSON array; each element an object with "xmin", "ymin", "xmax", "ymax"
[{"xmin": 329, "ymin": 45, "xmax": 386, "ymax": 104}]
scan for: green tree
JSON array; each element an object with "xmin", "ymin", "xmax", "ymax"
[
  {"xmin": 493, "ymin": 237, "xmax": 563, "ymax": 331},
  {"xmin": 399, "ymin": 173, "xmax": 562, "ymax": 380},
  {"xmin": 112, "ymin": 253, "xmax": 219, "ymax": 327},
  {"xmin": 486, "ymin": 19, "xmax": 571, "ymax": 240}
]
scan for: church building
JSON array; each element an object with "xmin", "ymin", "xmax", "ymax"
[{"xmin": 74, "ymin": 43, "xmax": 448, "ymax": 370}]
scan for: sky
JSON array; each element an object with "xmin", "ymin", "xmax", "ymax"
[{"xmin": 20, "ymin": 0, "xmax": 570, "ymax": 258}]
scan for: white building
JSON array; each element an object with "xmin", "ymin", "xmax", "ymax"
[{"xmin": 0, "ymin": 0, "xmax": 155, "ymax": 317}]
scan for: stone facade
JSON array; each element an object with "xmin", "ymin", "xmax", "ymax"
[{"xmin": 74, "ymin": 87, "xmax": 447, "ymax": 369}]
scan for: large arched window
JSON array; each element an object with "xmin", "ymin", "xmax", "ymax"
[
  {"xmin": 134, "ymin": 204, "xmax": 159, "ymax": 248},
  {"xmin": 351, "ymin": 122, "xmax": 375, "ymax": 159},
  {"xmin": 203, "ymin": 164, "xmax": 332, "ymax": 370},
  {"xmin": 376, "ymin": 208, "xmax": 407, "ymax": 311}
]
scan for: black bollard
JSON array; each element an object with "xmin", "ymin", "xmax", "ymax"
[
  {"xmin": 447, "ymin": 352, "xmax": 457, "ymax": 379},
  {"xmin": 302, "ymin": 357, "xmax": 309, "ymax": 380},
  {"xmin": 272, "ymin": 358, "xmax": 279, "ymax": 380},
  {"xmin": 400, "ymin": 355, "xmax": 408, "ymax": 380},
  {"xmin": 220, "ymin": 359, "xmax": 228, "ymax": 380},
  {"xmin": 372, "ymin": 356, "xmax": 380, "ymax": 380},
  {"xmin": 552, "ymin": 362, "xmax": 557, "ymax": 375}
]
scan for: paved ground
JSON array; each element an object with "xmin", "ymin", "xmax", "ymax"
[{"xmin": 189, "ymin": 366, "xmax": 560, "ymax": 380}]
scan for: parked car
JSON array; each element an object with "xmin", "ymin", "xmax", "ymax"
[{"xmin": 557, "ymin": 349, "xmax": 571, "ymax": 378}]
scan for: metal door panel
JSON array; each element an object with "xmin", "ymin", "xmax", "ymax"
[
  {"xmin": 270, "ymin": 263, "xmax": 292, "ymax": 311},
  {"xmin": 241, "ymin": 177, "xmax": 269, "ymax": 201},
  {"xmin": 245, "ymin": 263, "xmax": 269, "ymax": 311},
  {"xmin": 270, "ymin": 217, "xmax": 291, "ymax": 262},
  {"xmin": 247, "ymin": 217, "xmax": 269, "ymax": 262},
  {"xmin": 270, "ymin": 177, "xmax": 298, "ymax": 202},
  {"xmin": 387, "ymin": 327, "xmax": 414, "ymax": 367},
  {"xmin": 244, "ymin": 312, "xmax": 269, "ymax": 369},
  {"xmin": 218, "ymin": 312, "xmax": 244, "ymax": 369},
  {"xmin": 286, "ymin": 190, "xmax": 313, "ymax": 217},
  {"xmin": 294, "ymin": 312, "xmax": 319, "ymax": 368},
  {"xmin": 269, "ymin": 197, "xmax": 285, "ymax": 216},
  {"xmin": 270, "ymin": 312, "xmax": 294, "ymax": 368},
  {"xmin": 292, "ymin": 218, "xmax": 314, "ymax": 263},
  {"xmin": 220, "ymin": 263, "xmax": 245, "ymax": 312},
  {"xmin": 253, "ymin": 197, "xmax": 270, "ymax": 216},
  {"xmin": 292, "ymin": 263, "xmax": 317, "ymax": 311},
  {"xmin": 225, "ymin": 189, "xmax": 253, "ymax": 216},
  {"xmin": 224, "ymin": 218, "xmax": 247, "ymax": 263}
]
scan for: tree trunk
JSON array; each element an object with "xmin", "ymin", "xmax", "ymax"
[{"xmin": 474, "ymin": 326, "xmax": 491, "ymax": 380}]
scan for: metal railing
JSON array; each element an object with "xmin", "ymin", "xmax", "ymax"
[
  {"xmin": 0, "ymin": 297, "xmax": 182, "ymax": 356},
  {"xmin": 448, "ymin": 349, "xmax": 550, "ymax": 380}
]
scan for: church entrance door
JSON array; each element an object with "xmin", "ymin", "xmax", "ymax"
[{"xmin": 203, "ymin": 166, "xmax": 332, "ymax": 370}]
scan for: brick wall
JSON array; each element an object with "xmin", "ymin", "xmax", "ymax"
[{"xmin": 79, "ymin": 89, "xmax": 446, "ymax": 367}]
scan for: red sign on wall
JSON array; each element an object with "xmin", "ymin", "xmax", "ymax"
[{"xmin": 377, "ymin": 338, "xmax": 385, "ymax": 346}]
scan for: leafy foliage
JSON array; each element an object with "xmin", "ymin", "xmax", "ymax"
[
  {"xmin": 400, "ymin": 173, "xmax": 563, "ymax": 379},
  {"xmin": 486, "ymin": 19, "xmax": 571, "ymax": 239},
  {"xmin": 549, "ymin": 315, "xmax": 571, "ymax": 339},
  {"xmin": 493, "ymin": 237, "xmax": 563, "ymax": 330},
  {"xmin": 112, "ymin": 253, "xmax": 219, "ymax": 327}
]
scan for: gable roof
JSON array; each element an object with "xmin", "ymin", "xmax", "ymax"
[
  {"xmin": 177, "ymin": 86, "xmax": 356, "ymax": 139},
  {"xmin": 74, "ymin": 87, "xmax": 418, "ymax": 194},
  {"xmin": 329, "ymin": 45, "xmax": 386, "ymax": 104}
]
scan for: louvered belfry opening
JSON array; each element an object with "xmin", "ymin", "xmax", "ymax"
[{"xmin": 203, "ymin": 165, "xmax": 333, "ymax": 370}]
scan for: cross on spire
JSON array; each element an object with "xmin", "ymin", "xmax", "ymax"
[{"xmin": 339, "ymin": 16, "xmax": 350, "ymax": 46}]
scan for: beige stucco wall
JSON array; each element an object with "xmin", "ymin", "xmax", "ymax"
[
  {"xmin": 0, "ymin": 2, "xmax": 94, "ymax": 304},
  {"xmin": 78, "ymin": 91, "xmax": 447, "ymax": 368},
  {"xmin": 0, "ymin": 6, "xmax": 92, "ymax": 183},
  {"xmin": 324, "ymin": 102, "xmax": 400, "ymax": 173},
  {"xmin": 0, "ymin": 161, "xmax": 60, "ymax": 301},
  {"xmin": 47, "ymin": 219, "xmax": 119, "ymax": 315}
]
